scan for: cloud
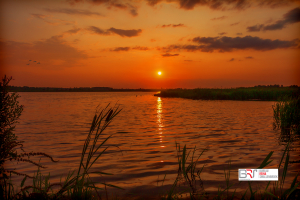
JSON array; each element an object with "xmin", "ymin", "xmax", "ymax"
[
  {"xmin": 108, "ymin": 27, "xmax": 142, "ymax": 37},
  {"xmin": 236, "ymin": 33, "xmax": 243, "ymax": 35},
  {"xmin": 230, "ymin": 22, "xmax": 239, "ymax": 26},
  {"xmin": 110, "ymin": 46, "xmax": 149, "ymax": 51},
  {"xmin": 218, "ymin": 32, "xmax": 227, "ymax": 35},
  {"xmin": 211, "ymin": 16, "xmax": 227, "ymax": 20},
  {"xmin": 229, "ymin": 58, "xmax": 235, "ymax": 61},
  {"xmin": 87, "ymin": 26, "xmax": 110, "ymax": 35},
  {"xmin": 65, "ymin": 28, "xmax": 82, "ymax": 34},
  {"xmin": 67, "ymin": 0, "xmax": 138, "ymax": 16},
  {"xmin": 245, "ymin": 56, "xmax": 254, "ymax": 59},
  {"xmin": 146, "ymin": 0, "xmax": 297, "ymax": 10},
  {"xmin": 31, "ymin": 13, "xmax": 75, "ymax": 25},
  {"xmin": 0, "ymin": 35, "xmax": 88, "ymax": 68},
  {"xmin": 162, "ymin": 53, "xmax": 179, "ymax": 57},
  {"xmin": 107, "ymin": 2, "xmax": 138, "ymax": 16},
  {"xmin": 44, "ymin": 8, "xmax": 104, "ymax": 16},
  {"xmin": 263, "ymin": 21, "xmax": 286, "ymax": 30},
  {"xmin": 111, "ymin": 47, "xmax": 130, "ymax": 51},
  {"xmin": 161, "ymin": 23, "xmax": 186, "ymax": 28},
  {"xmin": 132, "ymin": 46, "xmax": 149, "ymax": 50},
  {"xmin": 184, "ymin": 60, "xmax": 193, "ymax": 61},
  {"xmin": 87, "ymin": 26, "xmax": 142, "ymax": 37},
  {"xmin": 247, "ymin": 24, "xmax": 264, "ymax": 32},
  {"xmin": 146, "ymin": 0, "xmax": 163, "ymax": 6},
  {"xmin": 32, "ymin": 14, "xmax": 47, "ymax": 19},
  {"xmin": 163, "ymin": 36, "xmax": 298, "ymax": 52},
  {"xmin": 247, "ymin": 7, "xmax": 300, "ymax": 31}
]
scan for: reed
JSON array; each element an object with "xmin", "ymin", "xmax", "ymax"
[
  {"xmin": 155, "ymin": 87, "xmax": 299, "ymax": 101},
  {"xmin": 15, "ymin": 104, "xmax": 123, "ymax": 200},
  {"xmin": 273, "ymin": 97, "xmax": 300, "ymax": 135},
  {"xmin": 164, "ymin": 140, "xmax": 299, "ymax": 200}
]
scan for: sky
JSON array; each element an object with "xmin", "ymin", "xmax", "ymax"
[{"xmin": 1, "ymin": 0, "xmax": 299, "ymax": 88}]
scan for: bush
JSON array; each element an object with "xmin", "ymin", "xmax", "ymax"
[{"xmin": 0, "ymin": 76, "xmax": 57, "ymax": 200}]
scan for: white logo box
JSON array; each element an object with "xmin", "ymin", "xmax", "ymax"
[{"xmin": 238, "ymin": 169, "xmax": 278, "ymax": 181}]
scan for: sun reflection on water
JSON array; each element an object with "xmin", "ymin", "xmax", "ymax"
[{"xmin": 157, "ymin": 97, "xmax": 165, "ymax": 149}]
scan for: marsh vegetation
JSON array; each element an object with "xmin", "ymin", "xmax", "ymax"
[{"xmin": 155, "ymin": 87, "xmax": 299, "ymax": 101}]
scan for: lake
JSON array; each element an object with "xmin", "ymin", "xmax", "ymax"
[{"xmin": 7, "ymin": 92, "xmax": 300, "ymax": 199}]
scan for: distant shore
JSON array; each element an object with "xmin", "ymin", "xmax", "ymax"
[
  {"xmin": 154, "ymin": 86, "xmax": 300, "ymax": 101},
  {"xmin": 8, "ymin": 86, "xmax": 160, "ymax": 92}
]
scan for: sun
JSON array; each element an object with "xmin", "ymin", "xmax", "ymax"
[{"xmin": 158, "ymin": 71, "xmax": 162, "ymax": 75}]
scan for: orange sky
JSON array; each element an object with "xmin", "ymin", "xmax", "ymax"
[{"xmin": 1, "ymin": 0, "xmax": 299, "ymax": 88}]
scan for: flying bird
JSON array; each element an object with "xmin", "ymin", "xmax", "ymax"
[
  {"xmin": 26, "ymin": 63, "xmax": 30, "ymax": 65},
  {"xmin": 37, "ymin": 62, "xmax": 40, "ymax": 64},
  {"xmin": 29, "ymin": 60, "xmax": 31, "ymax": 61},
  {"xmin": 34, "ymin": 61, "xmax": 36, "ymax": 62}
]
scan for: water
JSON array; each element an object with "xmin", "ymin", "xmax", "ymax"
[{"xmin": 7, "ymin": 92, "xmax": 300, "ymax": 198}]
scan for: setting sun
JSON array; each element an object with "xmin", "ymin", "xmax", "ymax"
[{"xmin": 158, "ymin": 71, "xmax": 162, "ymax": 75}]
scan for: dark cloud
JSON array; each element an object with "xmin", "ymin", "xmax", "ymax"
[
  {"xmin": 177, "ymin": 0, "xmax": 250, "ymax": 10},
  {"xmin": 44, "ymin": 8, "xmax": 104, "ymax": 16},
  {"xmin": 146, "ymin": 0, "xmax": 163, "ymax": 6},
  {"xmin": 87, "ymin": 26, "xmax": 141, "ymax": 37},
  {"xmin": 284, "ymin": 7, "xmax": 300, "ymax": 23},
  {"xmin": 247, "ymin": 7, "xmax": 300, "ymax": 31},
  {"xmin": 108, "ymin": 27, "xmax": 142, "ymax": 37},
  {"xmin": 65, "ymin": 28, "xmax": 81, "ymax": 34},
  {"xmin": 87, "ymin": 26, "xmax": 110, "ymax": 35},
  {"xmin": 236, "ymin": 33, "xmax": 243, "ymax": 35},
  {"xmin": 69, "ymin": 0, "xmax": 297, "ymax": 14},
  {"xmin": 163, "ymin": 36, "xmax": 298, "ymax": 52},
  {"xmin": 109, "ymin": 2, "xmax": 127, "ymax": 9},
  {"xmin": 184, "ymin": 60, "xmax": 193, "ymax": 61},
  {"xmin": 245, "ymin": 56, "xmax": 254, "ymax": 59},
  {"xmin": 162, "ymin": 53, "xmax": 179, "ymax": 57},
  {"xmin": 247, "ymin": 24, "xmax": 264, "ymax": 32},
  {"xmin": 230, "ymin": 22, "xmax": 240, "ymax": 26},
  {"xmin": 229, "ymin": 58, "xmax": 235, "ymax": 61},
  {"xmin": 257, "ymin": 0, "xmax": 298, "ymax": 8},
  {"xmin": 211, "ymin": 16, "xmax": 227, "ymax": 20},
  {"xmin": 127, "ymin": 4, "xmax": 138, "ymax": 16},
  {"xmin": 218, "ymin": 32, "xmax": 227, "ymax": 35},
  {"xmin": 107, "ymin": 2, "xmax": 138, "ymax": 16},
  {"xmin": 111, "ymin": 47, "xmax": 130, "ymax": 51},
  {"xmin": 161, "ymin": 23, "xmax": 185, "ymax": 28},
  {"xmin": 67, "ymin": 0, "xmax": 138, "ymax": 16},
  {"xmin": 147, "ymin": 0, "xmax": 297, "ymax": 10},
  {"xmin": 110, "ymin": 46, "xmax": 149, "ymax": 51},
  {"xmin": 132, "ymin": 46, "xmax": 149, "ymax": 50},
  {"xmin": 263, "ymin": 21, "xmax": 286, "ymax": 30}
]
